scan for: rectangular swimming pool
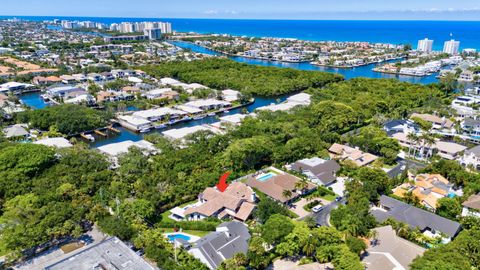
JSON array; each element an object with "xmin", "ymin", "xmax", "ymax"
[
  {"xmin": 257, "ymin": 172, "xmax": 276, "ymax": 182},
  {"xmin": 168, "ymin": 233, "xmax": 191, "ymax": 242}
]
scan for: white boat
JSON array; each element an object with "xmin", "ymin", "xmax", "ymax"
[
  {"xmin": 207, "ymin": 112, "xmax": 216, "ymax": 116},
  {"xmin": 223, "ymin": 110, "xmax": 230, "ymax": 114},
  {"xmin": 139, "ymin": 127, "xmax": 151, "ymax": 133},
  {"xmin": 84, "ymin": 134, "xmax": 95, "ymax": 142},
  {"xmin": 182, "ymin": 116, "xmax": 192, "ymax": 121},
  {"xmin": 154, "ymin": 123, "xmax": 167, "ymax": 129},
  {"xmin": 40, "ymin": 94, "xmax": 50, "ymax": 101},
  {"xmin": 193, "ymin": 115, "xmax": 205, "ymax": 120}
]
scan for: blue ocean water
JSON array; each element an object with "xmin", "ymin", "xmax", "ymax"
[{"xmin": 3, "ymin": 16, "xmax": 480, "ymax": 50}]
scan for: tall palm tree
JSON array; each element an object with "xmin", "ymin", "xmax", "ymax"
[
  {"xmin": 421, "ymin": 133, "xmax": 436, "ymax": 158},
  {"xmin": 282, "ymin": 190, "xmax": 293, "ymax": 203},
  {"xmin": 302, "ymin": 236, "xmax": 318, "ymax": 256},
  {"xmin": 295, "ymin": 178, "xmax": 309, "ymax": 194},
  {"xmin": 406, "ymin": 133, "xmax": 419, "ymax": 157}
]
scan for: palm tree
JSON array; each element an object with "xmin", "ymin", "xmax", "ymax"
[
  {"xmin": 295, "ymin": 178, "xmax": 309, "ymax": 194},
  {"xmin": 421, "ymin": 134, "xmax": 436, "ymax": 158},
  {"xmin": 282, "ymin": 189, "xmax": 293, "ymax": 203},
  {"xmin": 302, "ymin": 236, "xmax": 318, "ymax": 256},
  {"xmin": 406, "ymin": 133, "xmax": 418, "ymax": 157}
]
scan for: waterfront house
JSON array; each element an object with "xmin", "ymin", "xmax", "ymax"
[
  {"xmin": 117, "ymin": 115, "xmax": 152, "ymax": 132},
  {"xmin": 372, "ymin": 195, "xmax": 461, "ymax": 242},
  {"xmin": 392, "ymin": 173, "xmax": 453, "ymax": 210},
  {"xmin": 64, "ymin": 93, "xmax": 96, "ymax": 106},
  {"xmin": 328, "ymin": 143, "xmax": 378, "ymax": 167},
  {"xmin": 0, "ymin": 82, "xmax": 34, "ymax": 93},
  {"xmin": 189, "ymin": 221, "xmax": 250, "ymax": 270},
  {"xmin": 245, "ymin": 167, "xmax": 317, "ymax": 203},
  {"xmin": 461, "ymin": 194, "xmax": 480, "ymax": 218},
  {"xmin": 132, "ymin": 107, "xmax": 187, "ymax": 122},
  {"xmin": 289, "ymin": 157, "xmax": 340, "ymax": 186},
  {"xmin": 47, "ymin": 85, "xmax": 84, "ymax": 98},
  {"xmin": 170, "ymin": 182, "xmax": 256, "ymax": 222},
  {"xmin": 184, "ymin": 99, "xmax": 231, "ymax": 111}
]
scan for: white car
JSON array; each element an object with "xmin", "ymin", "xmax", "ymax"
[{"xmin": 312, "ymin": 205, "xmax": 324, "ymax": 213}]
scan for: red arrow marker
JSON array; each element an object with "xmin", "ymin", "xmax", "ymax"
[{"xmin": 216, "ymin": 172, "xmax": 231, "ymax": 192}]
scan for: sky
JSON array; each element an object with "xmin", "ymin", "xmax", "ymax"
[{"xmin": 2, "ymin": 0, "xmax": 480, "ymax": 20}]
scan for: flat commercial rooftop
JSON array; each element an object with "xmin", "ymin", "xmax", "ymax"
[{"xmin": 44, "ymin": 237, "xmax": 156, "ymax": 270}]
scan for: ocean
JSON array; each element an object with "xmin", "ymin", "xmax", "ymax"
[{"xmin": 2, "ymin": 16, "xmax": 480, "ymax": 50}]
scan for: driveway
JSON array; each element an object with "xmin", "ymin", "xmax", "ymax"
[
  {"xmin": 387, "ymin": 158, "xmax": 426, "ymax": 179},
  {"xmin": 290, "ymin": 198, "xmax": 311, "ymax": 219},
  {"xmin": 312, "ymin": 198, "xmax": 346, "ymax": 227},
  {"xmin": 329, "ymin": 177, "xmax": 346, "ymax": 196}
]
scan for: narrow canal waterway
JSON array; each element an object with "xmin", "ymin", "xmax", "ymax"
[{"xmin": 18, "ymin": 41, "xmax": 442, "ymax": 147}]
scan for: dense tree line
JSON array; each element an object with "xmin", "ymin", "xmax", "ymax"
[
  {"xmin": 17, "ymin": 104, "xmax": 111, "ymax": 135},
  {"xmin": 141, "ymin": 58, "xmax": 344, "ymax": 96},
  {"xmin": 0, "ymin": 73, "xmax": 452, "ymax": 267}
]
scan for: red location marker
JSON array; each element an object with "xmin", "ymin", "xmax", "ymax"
[{"xmin": 216, "ymin": 172, "xmax": 231, "ymax": 192}]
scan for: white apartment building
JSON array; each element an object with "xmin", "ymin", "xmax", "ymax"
[
  {"xmin": 443, "ymin": 39, "xmax": 460, "ymax": 55},
  {"xmin": 144, "ymin": 28, "xmax": 162, "ymax": 40},
  {"xmin": 417, "ymin": 38, "xmax": 433, "ymax": 53}
]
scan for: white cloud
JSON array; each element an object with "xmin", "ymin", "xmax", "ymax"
[
  {"xmin": 204, "ymin": 9, "xmax": 240, "ymax": 16},
  {"xmin": 204, "ymin": 10, "xmax": 219, "ymax": 15}
]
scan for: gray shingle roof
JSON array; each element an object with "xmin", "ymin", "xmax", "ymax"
[
  {"xmin": 465, "ymin": 145, "xmax": 480, "ymax": 157},
  {"xmin": 291, "ymin": 157, "xmax": 340, "ymax": 185},
  {"xmin": 372, "ymin": 195, "xmax": 461, "ymax": 238},
  {"xmin": 189, "ymin": 221, "xmax": 250, "ymax": 269}
]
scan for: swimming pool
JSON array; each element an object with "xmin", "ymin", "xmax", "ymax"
[
  {"xmin": 167, "ymin": 233, "xmax": 191, "ymax": 242},
  {"xmin": 257, "ymin": 172, "xmax": 276, "ymax": 182}
]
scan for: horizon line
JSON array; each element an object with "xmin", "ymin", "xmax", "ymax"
[{"xmin": 1, "ymin": 14, "xmax": 480, "ymax": 22}]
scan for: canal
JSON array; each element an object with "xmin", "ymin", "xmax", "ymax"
[
  {"xmin": 18, "ymin": 40, "xmax": 442, "ymax": 147},
  {"xmin": 170, "ymin": 41, "xmax": 440, "ymax": 85}
]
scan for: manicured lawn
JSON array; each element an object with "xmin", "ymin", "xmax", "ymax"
[
  {"xmin": 160, "ymin": 200, "xmax": 197, "ymax": 222},
  {"xmin": 382, "ymin": 162, "xmax": 399, "ymax": 170},
  {"xmin": 320, "ymin": 194, "xmax": 337, "ymax": 202},
  {"xmin": 305, "ymin": 187, "xmax": 338, "ymax": 202}
]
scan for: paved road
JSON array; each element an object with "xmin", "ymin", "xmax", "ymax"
[
  {"xmin": 387, "ymin": 158, "xmax": 427, "ymax": 179},
  {"xmin": 312, "ymin": 198, "xmax": 346, "ymax": 227}
]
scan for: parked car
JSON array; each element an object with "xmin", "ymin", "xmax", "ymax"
[
  {"xmin": 335, "ymin": 196, "xmax": 342, "ymax": 202},
  {"xmin": 312, "ymin": 204, "xmax": 324, "ymax": 213}
]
